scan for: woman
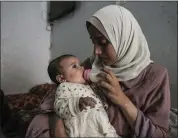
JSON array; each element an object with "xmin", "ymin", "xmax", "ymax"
[
  {"xmin": 26, "ymin": 5, "xmax": 171, "ymax": 138},
  {"xmin": 86, "ymin": 4, "xmax": 171, "ymax": 137},
  {"xmin": 57, "ymin": 5, "xmax": 170, "ymax": 137}
]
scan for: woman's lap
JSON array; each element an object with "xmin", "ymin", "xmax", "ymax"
[{"xmin": 25, "ymin": 114, "xmax": 50, "ymax": 138}]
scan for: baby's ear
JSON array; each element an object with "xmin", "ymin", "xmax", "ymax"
[{"xmin": 56, "ymin": 75, "xmax": 66, "ymax": 83}]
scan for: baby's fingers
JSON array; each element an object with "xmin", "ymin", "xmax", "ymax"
[
  {"xmin": 89, "ymin": 97, "xmax": 97, "ymax": 104},
  {"xmin": 79, "ymin": 103, "xmax": 87, "ymax": 111},
  {"xmin": 86, "ymin": 97, "xmax": 96, "ymax": 108}
]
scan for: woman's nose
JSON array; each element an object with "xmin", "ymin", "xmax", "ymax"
[{"xmin": 94, "ymin": 45, "xmax": 102, "ymax": 56}]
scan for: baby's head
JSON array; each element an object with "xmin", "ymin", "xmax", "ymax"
[{"xmin": 48, "ymin": 54, "xmax": 86, "ymax": 85}]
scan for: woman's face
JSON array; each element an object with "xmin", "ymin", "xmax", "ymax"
[{"xmin": 88, "ymin": 25, "xmax": 117, "ymax": 66}]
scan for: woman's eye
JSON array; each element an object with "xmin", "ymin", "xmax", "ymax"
[
  {"xmin": 91, "ymin": 37, "xmax": 109, "ymax": 47},
  {"xmin": 98, "ymin": 39, "xmax": 108, "ymax": 46}
]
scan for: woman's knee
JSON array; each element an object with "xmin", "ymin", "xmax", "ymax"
[{"xmin": 25, "ymin": 114, "xmax": 50, "ymax": 138}]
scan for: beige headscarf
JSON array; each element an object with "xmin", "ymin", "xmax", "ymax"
[{"xmin": 87, "ymin": 5, "xmax": 153, "ymax": 81}]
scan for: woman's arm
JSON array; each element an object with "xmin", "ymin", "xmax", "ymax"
[
  {"xmin": 131, "ymin": 69, "xmax": 170, "ymax": 138},
  {"xmin": 55, "ymin": 119, "xmax": 68, "ymax": 138},
  {"xmin": 97, "ymin": 69, "xmax": 138, "ymax": 129},
  {"xmin": 98, "ymin": 68, "xmax": 170, "ymax": 138}
]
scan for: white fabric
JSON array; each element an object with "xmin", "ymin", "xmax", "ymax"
[
  {"xmin": 54, "ymin": 82, "xmax": 119, "ymax": 137},
  {"xmin": 88, "ymin": 5, "xmax": 153, "ymax": 81}
]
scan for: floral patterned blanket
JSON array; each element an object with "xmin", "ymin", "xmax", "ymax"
[{"xmin": 7, "ymin": 83, "xmax": 57, "ymax": 126}]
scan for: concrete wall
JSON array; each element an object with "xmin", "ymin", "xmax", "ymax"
[
  {"xmin": 1, "ymin": 2, "xmax": 51, "ymax": 94},
  {"xmin": 51, "ymin": 1, "xmax": 177, "ymax": 108}
]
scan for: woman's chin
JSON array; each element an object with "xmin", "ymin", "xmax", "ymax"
[
  {"xmin": 102, "ymin": 59, "xmax": 112, "ymax": 66},
  {"xmin": 102, "ymin": 59, "xmax": 118, "ymax": 66}
]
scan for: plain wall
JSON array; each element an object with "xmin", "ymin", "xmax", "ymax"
[
  {"xmin": 1, "ymin": 2, "xmax": 51, "ymax": 94},
  {"xmin": 51, "ymin": 1, "xmax": 177, "ymax": 108}
]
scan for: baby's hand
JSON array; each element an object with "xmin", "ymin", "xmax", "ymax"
[{"xmin": 79, "ymin": 96, "xmax": 97, "ymax": 111}]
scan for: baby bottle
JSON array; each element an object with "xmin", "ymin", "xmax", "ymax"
[{"xmin": 83, "ymin": 69, "xmax": 104, "ymax": 83}]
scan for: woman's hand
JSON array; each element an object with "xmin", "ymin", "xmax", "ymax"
[
  {"xmin": 55, "ymin": 119, "xmax": 68, "ymax": 138},
  {"xmin": 97, "ymin": 68, "xmax": 128, "ymax": 106},
  {"xmin": 79, "ymin": 96, "xmax": 97, "ymax": 111},
  {"xmin": 97, "ymin": 68, "xmax": 138, "ymax": 129}
]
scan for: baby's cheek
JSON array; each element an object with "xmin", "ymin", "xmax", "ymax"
[
  {"xmin": 71, "ymin": 72, "xmax": 82, "ymax": 81},
  {"xmin": 65, "ymin": 73, "xmax": 75, "ymax": 82},
  {"xmin": 77, "ymin": 72, "xmax": 85, "ymax": 82}
]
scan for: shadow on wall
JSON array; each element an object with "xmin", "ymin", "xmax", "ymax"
[{"xmin": 47, "ymin": 1, "xmax": 77, "ymax": 24}]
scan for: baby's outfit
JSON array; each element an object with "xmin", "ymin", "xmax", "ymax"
[{"xmin": 54, "ymin": 82, "xmax": 119, "ymax": 137}]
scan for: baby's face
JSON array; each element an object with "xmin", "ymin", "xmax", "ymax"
[{"xmin": 60, "ymin": 57, "xmax": 86, "ymax": 84}]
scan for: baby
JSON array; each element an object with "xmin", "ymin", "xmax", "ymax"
[{"xmin": 47, "ymin": 54, "xmax": 119, "ymax": 137}]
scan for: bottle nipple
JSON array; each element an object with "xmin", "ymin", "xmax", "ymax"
[
  {"xmin": 83, "ymin": 69, "xmax": 91, "ymax": 81},
  {"xmin": 83, "ymin": 69, "xmax": 102, "ymax": 83}
]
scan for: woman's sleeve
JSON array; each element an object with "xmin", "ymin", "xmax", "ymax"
[{"xmin": 133, "ymin": 69, "xmax": 170, "ymax": 138}]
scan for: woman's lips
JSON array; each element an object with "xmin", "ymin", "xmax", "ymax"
[
  {"xmin": 99, "ymin": 57, "xmax": 108, "ymax": 61},
  {"xmin": 99, "ymin": 56, "xmax": 107, "ymax": 59}
]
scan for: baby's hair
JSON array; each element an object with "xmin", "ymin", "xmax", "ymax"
[{"xmin": 47, "ymin": 54, "xmax": 76, "ymax": 84}]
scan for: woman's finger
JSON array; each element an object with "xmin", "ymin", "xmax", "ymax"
[
  {"xmin": 97, "ymin": 72, "xmax": 113, "ymax": 84},
  {"xmin": 101, "ymin": 68, "xmax": 116, "ymax": 79},
  {"xmin": 105, "ymin": 73, "xmax": 113, "ymax": 83},
  {"xmin": 99, "ymin": 80, "xmax": 114, "ymax": 93},
  {"xmin": 97, "ymin": 72, "xmax": 106, "ymax": 79}
]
